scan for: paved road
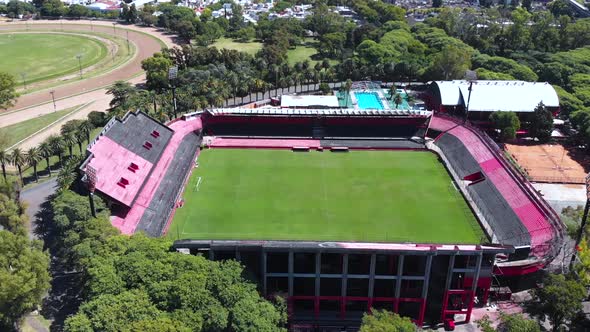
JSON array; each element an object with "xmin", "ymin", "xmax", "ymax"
[
  {"xmin": 21, "ymin": 178, "xmax": 57, "ymax": 239},
  {"xmin": 0, "ymin": 20, "xmax": 177, "ymax": 112}
]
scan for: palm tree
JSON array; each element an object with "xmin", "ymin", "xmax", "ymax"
[
  {"xmin": 75, "ymin": 130, "xmax": 86, "ymax": 154},
  {"xmin": 48, "ymin": 135, "xmax": 65, "ymax": 168},
  {"xmin": 63, "ymin": 133, "xmax": 76, "ymax": 157},
  {"xmin": 78, "ymin": 120, "xmax": 94, "ymax": 143},
  {"xmin": 389, "ymin": 85, "xmax": 397, "ymax": 101},
  {"xmin": 344, "ymin": 79, "xmax": 353, "ymax": 107},
  {"xmin": 0, "ymin": 150, "xmax": 8, "ymax": 181},
  {"xmin": 394, "ymin": 93, "xmax": 403, "ymax": 109},
  {"xmin": 25, "ymin": 147, "xmax": 41, "ymax": 183},
  {"xmin": 10, "ymin": 148, "xmax": 26, "ymax": 185},
  {"xmin": 253, "ymin": 79, "xmax": 265, "ymax": 101},
  {"xmin": 39, "ymin": 141, "xmax": 53, "ymax": 177}
]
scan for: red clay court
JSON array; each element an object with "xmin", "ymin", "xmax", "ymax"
[{"xmin": 505, "ymin": 144, "xmax": 586, "ymax": 184}]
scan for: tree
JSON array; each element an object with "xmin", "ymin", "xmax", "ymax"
[
  {"xmin": 127, "ymin": 4, "xmax": 138, "ymax": 23},
  {"xmin": 66, "ymin": 4, "xmax": 89, "ymax": 18},
  {"xmin": 359, "ymin": 310, "xmax": 417, "ymax": 332},
  {"xmin": 394, "ymin": 93, "xmax": 403, "ymax": 109},
  {"xmin": 48, "ymin": 135, "xmax": 65, "ymax": 168},
  {"xmin": 528, "ymin": 274, "xmax": 586, "ymax": 331},
  {"xmin": 490, "ymin": 111, "xmax": 520, "ymax": 142},
  {"xmin": 427, "ymin": 45, "xmax": 471, "ymax": 80},
  {"xmin": 529, "ymin": 102, "xmax": 553, "ymax": 143},
  {"xmin": 0, "ymin": 72, "xmax": 18, "ymax": 110},
  {"xmin": 63, "ymin": 234, "xmax": 287, "ymax": 332},
  {"xmin": 63, "ymin": 132, "xmax": 76, "ymax": 157},
  {"xmin": 432, "ymin": 0, "xmax": 443, "ymax": 8},
  {"xmin": 141, "ymin": 54, "xmax": 173, "ymax": 92},
  {"xmin": 25, "ymin": 147, "xmax": 41, "ymax": 183},
  {"xmin": 344, "ymin": 79, "xmax": 353, "ymax": 107},
  {"xmin": 0, "ymin": 231, "xmax": 50, "ymax": 331},
  {"xmin": 0, "ymin": 150, "xmax": 8, "ymax": 181},
  {"xmin": 10, "ymin": 148, "xmax": 26, "ymax": 185},
  {"xmin": 38, "ymin": 141, "xmax": 53, "ymax": 177},
  {"xmin": 6, "ymin": 0, "xmax": 35, "ymax": 18},
  {"xmin": 40, "ymin": 0, "xmax": 65, "ymax": 17},
  {"xmin": 498, "ymin": 313, "xmax": 541, "ymax": 332}
]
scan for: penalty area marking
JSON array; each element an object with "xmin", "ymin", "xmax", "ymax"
[{"xmin": 194, "ymin": 177, "xmax": 202, "ymax": 192}]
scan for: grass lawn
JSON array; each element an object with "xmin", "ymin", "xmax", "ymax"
[
  {"xmin": 170, "ymin": 149, "xmax": 483, "ymax": 243},
  {"xmin": 211, "ymin": 37, "xmax": 263, "ymax": 55},
  {"xmin": 0, "ymin": 105, "xmax": 82, "ymax": 148},
  {"xmin": 0, "ymin": 33, "xmax": 107, "ymax": 84},
  {"xmin": 287, "ymin": 45, "xmax": 320, "ymax": 65}
]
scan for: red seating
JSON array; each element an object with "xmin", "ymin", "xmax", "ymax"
[{"xmin": 431, "ymin": 115, "xmax": 555, "ymax": 256}]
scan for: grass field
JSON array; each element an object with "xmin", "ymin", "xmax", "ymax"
[
  {"xmin": 0, "ymin": 33, "xmax": 107, "ymax": 84},
  {"xmin": 170, "ymin": 149, "xmax": 483, "ymax": 243},
  {"xmin": 211, "ymin": 37, "xmax": 263, "ymax": 55},
  {"xmin": 0, "ymin": 105, "xmax": 81, "ymax": 148}
]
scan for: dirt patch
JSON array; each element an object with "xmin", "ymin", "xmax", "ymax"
[{"xmin": 506, "ymin": 143, "xmax": 586, "ymax": 184}]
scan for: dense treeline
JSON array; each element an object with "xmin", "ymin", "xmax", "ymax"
[
  {"xmin": 32, "ymin": 185, "xmax": 287, "ymax": 331},
  {"xmin": 0, "ymin": 179, "xmax": 50, "ymax": 331}
]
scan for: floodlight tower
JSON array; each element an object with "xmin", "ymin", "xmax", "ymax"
[
  {"xmin": 86, "ymin": 165, "xmax": 98, "ymax": 218},
  {"xmin": 464, "ymin": 70, "xmax": 478, "ymax": 124},
  {"xmin": 168, "ymin": 66, "xmax": 179, "ymax": 119}
]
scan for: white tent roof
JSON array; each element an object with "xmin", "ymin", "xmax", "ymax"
[
  {"xmin": 281, "ymin": 95, "xmax": 340, "ymax": 108},
  {"xmin": 434, "ymin": 80, "xmax": 560, "ymax": 113}
]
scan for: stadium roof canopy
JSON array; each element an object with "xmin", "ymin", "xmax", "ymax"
[
  {"xmin": 432, "ymin": 80, "xmax": 560, "ymax": 113},
  {"xmin": 207, "ymin": 107, "xmax": 432, "ymax": 117},
  {"xmin": 281, "ymin": 95, "xmax": 340, "ymax": 108}
]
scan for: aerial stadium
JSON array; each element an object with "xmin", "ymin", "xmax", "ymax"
[{"xmin": 80, "ymin": 81, "xmax": 565, "ymax": 330}]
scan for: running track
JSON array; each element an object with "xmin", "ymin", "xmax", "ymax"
[{"xmin": 0, "ymin": 20, "xmax": 179, "ymax": 111}]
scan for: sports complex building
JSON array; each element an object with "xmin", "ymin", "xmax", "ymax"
[{"xmin": 81, "ymin": 81, "xmax": 565, "ymax": 330}]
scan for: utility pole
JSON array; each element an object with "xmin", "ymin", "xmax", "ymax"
[
  {"xmin": 50, "ymin": 90, "xmax": 56, "ymax": 112},
  {"xmin": 112, "ymin": 22, "xmax": 116, "ymax": 35},
  {"xmin": 126, "ymin": 30, "xmax": 130, "ymax": 54},
  {"xmin": 168, "ymin": 66, "xmax": 178, "ymax": 119},
  {"xmin": 20, "ymin": 72, "xmax": 27, "ymax": 90},
  {"xmin": 76, "ymin": 54, "xmax": 83, "ymax": 78}
]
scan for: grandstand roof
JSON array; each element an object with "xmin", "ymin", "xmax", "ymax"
[
  {"xmin": 281, "ymin": 95, "xmax": 340, "ymax": 108},
  {"xmin": 81, "ymin": 111, "xmax": 173, "ymax": 207},
  {"xmin": 207, "ymin": 108, "xmax": 432, "ymax": 117},
  {"xmin": 433, "ymin": 80, "xmax": 560, "ymax": 113}
]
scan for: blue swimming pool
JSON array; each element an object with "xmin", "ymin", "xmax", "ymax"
[{"xmin": 355, "ymin": 92, "xmax": 384, "ymax": 110}]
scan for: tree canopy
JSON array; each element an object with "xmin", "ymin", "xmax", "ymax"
[
  {"xmin": 490, "ymin": 111, "xmax": 521, "ymax": 142},
  {"xmin": 359, "ymin": 310, "xmax": 417, "ymax": 332},
  {"xmin": 64, "ymin": 234, "xmax": 287, "ymax": 332},
  {"xmin": 0, "ymin": 72, "xmax": 18, "ymax": 110}
]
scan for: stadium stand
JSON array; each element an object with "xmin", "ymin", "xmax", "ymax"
[
  {"xmin": 435, "ymin": 134, "xmax": 530, "ymax": 246},
  {"xmin": 135, "ymin": 131, "xmax": 201, "ymax": 236},
  {"xmin": 82, "ymin": 112, "xmax": 172, "ymax": 207},
  {"xmin": 103, "ymin": 112, "xmax": 173, "ymax": 164},
  {"xmin": 430, "ymin": 115, "xmax": 563, "ymax": 264},
  {"xmin": 82, "ymin": 112, "xmax": 203, "ymax": 235},
  {"xmin": 320, "ymin": 139, "xmax": 425, "ymax": 149}
]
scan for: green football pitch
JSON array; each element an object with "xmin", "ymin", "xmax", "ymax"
[
  {"xmin": 170, "ymin": 149, "xmax": 484, "ymax": 244},
  {"xmin": 0, "ymin": 33, "xmax": 106, "ymax": 84}
]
